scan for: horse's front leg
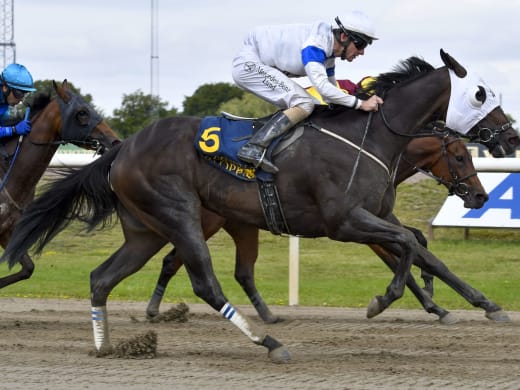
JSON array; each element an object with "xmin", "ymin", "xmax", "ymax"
[
  {"xmin": 224, "ymin": 221, "xmax": 282, "ymax": 324},
  {"xmin": 334, "ymin": 208, "xmax": 419, "ymax": 317},
  {"xmin": 146, "ymin": 248, "xmax": 180, "ymax": 319},
  {"xmin": 0, "ymin": 229, "xmax": 36, "ymax": 288},
  {"xmin": 404, "ymin": 225, "xmax": 435, "ymax": 297},
  {"xmin": 368, "ymin": 244, "xmax": 457, "ymax": 324},
  {"xmin": 414, "ymin": 245, "xmax": 510, "ymax": 322},
  {"xmin": 176, "ymin": 235, "xmax": 291, "ymax": 363},
  {"xmin": 146, "ymin": 208, "xmax": 227, "ymax": 319}
]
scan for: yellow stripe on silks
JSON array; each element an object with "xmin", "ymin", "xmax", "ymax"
[
  {"xmin": 306, "ymin": 82, "xmax": 347, "ymax": 105},
  {"xmin": 305, "ymin": 77, "xmax": 377, "ymax": 104}
]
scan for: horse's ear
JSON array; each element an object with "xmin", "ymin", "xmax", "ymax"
[
  {"xmin": 440, "ymin": 49, "xmax": 467, "ymax": 78},
  {"xmin": 53, "ymin": 79, "xmax": 69, "ymax": 102},
  {"xmin": 62, "ymin": 79, "xmax": 68, "ymax": 89}
]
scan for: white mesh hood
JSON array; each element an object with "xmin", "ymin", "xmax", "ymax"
[{"xmin": 446, "ymin": 69, "xmax": 499, "ymax": 134}]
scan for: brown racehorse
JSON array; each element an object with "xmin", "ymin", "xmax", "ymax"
[
  {"xmin": 1, "ymin": 51, "xmax": 516, "ymax": 362},
  {"xmin": 146, "ymin": 127, "xmax": 488, "ymax": 325},
  {"xmin": 0, "ymin": 80, "xmax": 120, "ymax": 290}
]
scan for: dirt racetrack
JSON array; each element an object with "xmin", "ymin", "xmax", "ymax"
[{"xmin": 0, "ymin": 298, "xmax": 519, "ymax": 390}]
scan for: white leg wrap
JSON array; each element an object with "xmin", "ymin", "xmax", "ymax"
[
  {"xmin": 220, "ymin": 302, "xmax": 264, "ymax": 343},
  {"xmin": 91, "ymin": 306, "xmax": 109, "ymax": 350}
]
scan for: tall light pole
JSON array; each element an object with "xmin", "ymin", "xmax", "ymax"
[
  {"xmin": 0, "ymin": 0, "xmax": 16, "ymax": 68},
  {"xmin": 150, "ymin": 0, "xmax": 159, "ymax": 99}
]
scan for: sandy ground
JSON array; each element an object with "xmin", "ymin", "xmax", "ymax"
[{"xmin": 0, "ymin": 298, "xmax": 519, "ymax": 390}]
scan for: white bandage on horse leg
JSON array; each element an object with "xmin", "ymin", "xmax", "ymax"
[
  {"xmin": 220, "ymin": 302, "xmax": 265, "ymax": 343},
  {"xmin": 91, "ymin": 306, "xmax": 110, "ymax": 350}
]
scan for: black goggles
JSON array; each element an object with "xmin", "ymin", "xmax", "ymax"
[
  {"xmin": 11, "ymin": 88, "xmax": 27, "ymax": 99},
  {"xmin": 347, "ymin": 32, "xmax": 369, "ymax": 50}
]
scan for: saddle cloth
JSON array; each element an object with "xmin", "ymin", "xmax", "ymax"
[{"xmin": 195, "ymin": 114, "xmax": 303, "ymax": 182}]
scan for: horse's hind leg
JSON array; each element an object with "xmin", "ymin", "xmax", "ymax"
[
  {"xmin": 91, "ymin": 231, "xmax": 167, "ymax": 354},
  {"xmin": 224, "ymin": 221, "xmax": 282, "ymax": 323},
  {"xmin": 0, "ymin": 253, "xmax": 35, "ymax": 288}
]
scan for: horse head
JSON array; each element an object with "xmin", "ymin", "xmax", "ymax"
[
  {"xmin": 399, "ymin": 124, "xmax": 487, "ymax": 209},
  {"xmin": 441, "ymin": 49, "xmax": 518, "ymax": 157},
  {"xmin": 52, "ymin": 80, "xmax": 121, "ymax": 154}
]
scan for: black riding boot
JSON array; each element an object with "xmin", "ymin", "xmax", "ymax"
[{"xmin": 237, "ymin": 112, "xmax": 293, "ymax": 173}]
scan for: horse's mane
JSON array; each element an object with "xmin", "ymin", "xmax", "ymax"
[
  {"xmin": 311, "ymin": 56, "xmax": 436, "ymax": 119},
  {"xmin": 361, "ymin": 56, "xmax": 435, "ymax": 96},
  {"xmin": 28, "ymin": 92, "xmax": 52, "ymax": 117}
]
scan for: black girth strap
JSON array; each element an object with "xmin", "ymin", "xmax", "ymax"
[{"xmin": 257, "ymin": 180, "xmax": 290, "ymax": 235}]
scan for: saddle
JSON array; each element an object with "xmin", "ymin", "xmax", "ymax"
[{"xmin": 195, "ymin": 112, "xmax": 304, "ymax": 235}]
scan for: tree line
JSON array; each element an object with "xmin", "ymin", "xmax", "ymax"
[{"xmin": 30, "ymin": 79, "xmax": 516, "ymax": 140}]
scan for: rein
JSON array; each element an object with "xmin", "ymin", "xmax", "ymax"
[
  {"xmin": 307, "ymin": 113, "xmax": 389, "ymax": 176},
  {"xmin": 378, "ymin": 97, "xmax": 444, "ymax": 139},
  {"xmin": 345, "ymin": 111, "xmax": 373, "ymax": 195},
  {"xmin": 29, "ymin": 138, "xmax": 103, "ymax": 151},
  {"xmin": 0, "ymin": 135, "xmax": 23, "ymax": 192}
]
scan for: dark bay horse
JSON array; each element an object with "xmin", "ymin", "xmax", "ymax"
[
  {"xmin": 146, "ymin": 128, "xmax": 488, "ymax": 325},
  {"xmin": 0, "ymin": 80, "xmax": 120, "ymax": 289},
  {"xmin": 0, "ymin": 50, "xmax": 513, "ymax": 362}
]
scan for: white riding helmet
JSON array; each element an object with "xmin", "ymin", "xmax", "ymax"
[{"xmin": 335, "ymin": 10, "xmax": 378, "ymax": 43}]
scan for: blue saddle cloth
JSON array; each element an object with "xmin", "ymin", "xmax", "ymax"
[{"xmin": 195, "ymin": 116, "xmax": 273, "ymax": 182}]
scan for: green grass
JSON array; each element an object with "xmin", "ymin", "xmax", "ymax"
[{"xmin": 1, "ymin": 179, "xmax": 520, "ymax": 312}]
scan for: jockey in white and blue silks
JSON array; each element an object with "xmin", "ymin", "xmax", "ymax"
[
  {"xmin": 0, "ymin": 63, "xmax": 36, "ymax": 138},
  {"xmin": 232, "ymin": 10, "xmax": 384, "ymax": 173}
]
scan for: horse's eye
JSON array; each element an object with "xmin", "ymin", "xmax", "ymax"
[
  {"xmin": 76, "ymin": 108, "xmax": 90, "ymax": 126},
  {"xmin": 456, "ymin": 155, "xmax": 464, "ymax": 162},
  {"xmin": 469, "ymin": 85, "xmax": 486, "ymax": 108}
]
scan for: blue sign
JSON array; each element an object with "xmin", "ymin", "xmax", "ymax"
[
  {"xmin": 463, "ymin": 173, "xmax": 520, "ymax": 219},
  {"xmin": 432, "ymin": 173, "xmax": 520, "ymax": 228}
]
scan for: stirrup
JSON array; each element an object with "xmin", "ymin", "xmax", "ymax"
[
  {"xmin": 237, "ymin": 145, "xmax": 266, "ymax": 167},
  {"xmin": 258, "ymin": 158, "xmax": 279, "ymax": 174}
]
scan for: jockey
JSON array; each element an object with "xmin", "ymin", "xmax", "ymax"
[
  {"xmin": 0, "ymin": 63, "xmax": 36, "ymax": 138},
  {"xmin": 232, "ymin": 10, "xmax": 384, "ymax": 173}
]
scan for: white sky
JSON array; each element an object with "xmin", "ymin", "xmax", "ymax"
[{"xmin": 13, "ymin": 0, "xmax": 520, "ymax": 123}]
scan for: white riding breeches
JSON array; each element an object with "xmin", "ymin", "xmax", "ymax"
[{"xmin": 232, "ymin": 50, "xmax": 317, "ymax": 115}]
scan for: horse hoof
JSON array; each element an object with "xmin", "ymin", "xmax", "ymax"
[
  {"xmin": 439, "ymin": 312, "xmax": 459, "ymax": 325},
  {"xmin": 367, "ymin": 296, "xmax": 383, "ymax": 318},
  {"xmin": 146, "ymin": 311, "xmax": 158, "ymax": 320},
  {"xmin": 268, "ymin": 345, "xmax": 291, "ymax": 363},
  {"xmin": 485, "ymin": 310, "xmax": 511, "ymax": 323},
  {"xmin": 264, "ymin": 316, "xmax": 285, "ymax": 324}
]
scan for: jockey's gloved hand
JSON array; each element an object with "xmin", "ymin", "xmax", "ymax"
[{"xmin": 14, "ymin": 119, "xmax": 32, "ymax": 135}]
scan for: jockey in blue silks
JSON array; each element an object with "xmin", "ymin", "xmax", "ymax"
[{"xmin": 0, "ymin": 63, "xmax": 36, "ymax": 138}]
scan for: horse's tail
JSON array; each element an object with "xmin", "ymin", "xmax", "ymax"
[{"xmin": 0, "ymin": 142, "xmax": 123, "ymax": 269}]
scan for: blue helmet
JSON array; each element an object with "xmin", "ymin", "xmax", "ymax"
[{"xmin": 1, "ymin": 63, "xmax": 36, "ymax": 92}]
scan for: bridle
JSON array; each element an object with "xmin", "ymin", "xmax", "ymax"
[
  {"xmin": 28, "ymin": 93, "xmax": 107, "ymax": 154},
  {"xmin": 400, "ymin": 133, "xmax": 477, "ymax": 198},
  {"xmin": 465, "ymin": 122, "xmax": 513, "ymax": 156},
  {"xmin": 379, "ymin": 103, "xmax": 477, "ymax": 197}
]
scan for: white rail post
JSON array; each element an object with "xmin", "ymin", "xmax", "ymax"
[{"xmin": 288, "ymin": 235, "xmax": 299, "ymax": 306}]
